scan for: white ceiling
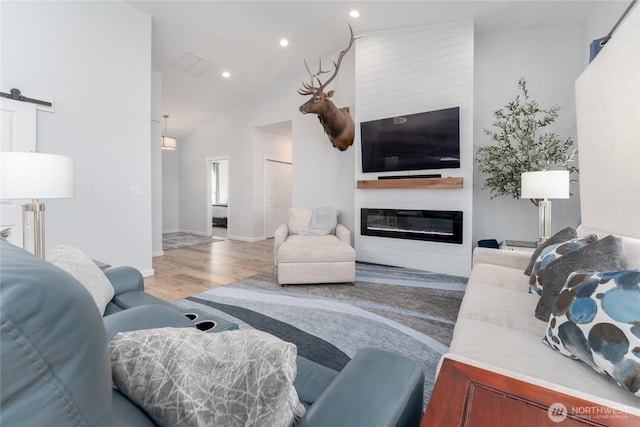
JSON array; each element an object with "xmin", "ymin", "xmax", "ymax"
[{"xmin": 127, "ymin": 1, "xmax": 596, "ymax": 138}]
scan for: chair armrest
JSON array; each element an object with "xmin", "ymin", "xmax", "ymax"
[
  {"xmin": 103, "ymin": 266, "xmax": 144, "ymax": 296},
  {"xmin": 274, "ymin": 224, "xmax": 289, "ymax": 264},
  {"xmin": 335, "ymin": 224, "xmax": 351, "ymax": 244},
  {"xmin": 472, "ymin": 247, "xmax": 531, "ymax": 270},
  {"xmin": 298, "ymin": 348, "xmax": 424, "ymax": 427},
  {"xmin": 103, "ymin": 304, "xmax": 194, "ymax": 342}
]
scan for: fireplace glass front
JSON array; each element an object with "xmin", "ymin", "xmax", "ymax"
[{"xmin": 361, "ymin": 208, "xmax": 463, "ymax": 244}]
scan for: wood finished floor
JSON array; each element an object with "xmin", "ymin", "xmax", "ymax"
[{"xmin": 144, "ymin": 238, "xmax": 274, "ymax": 303}]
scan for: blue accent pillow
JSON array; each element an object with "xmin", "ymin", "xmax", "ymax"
[
  {"xmin": 529, "ymin": 234, "xmax": 598, "ymax": 295},
  {"xmin": 543, "ymin": 270, "xmax": 640, "ymax": 398},
  {"xmin": 524, "ymin": 227, "xmax": 577, "ymax": 276}
]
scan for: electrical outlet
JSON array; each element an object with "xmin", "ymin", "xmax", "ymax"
[{"xmin": 130, "ymin": 185, "xmax": 143, "ymax": 196}]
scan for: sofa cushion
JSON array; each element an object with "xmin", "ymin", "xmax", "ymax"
[
  {"xmin": 278, "ymin": 235, "xmax": 356, "ymax": 263},
  {"xmin": 47, "ymin": 245, "xmax": 115, "ymax": 315},
  {"xmin": 110, "ymin": 328, "xmax": 305, "ymax": 427},
  {"xmin": 458, "ymin": 283, "xmax": 546, "ymax": 337},
  {"xmin": 524, "ymin": 227, "xmax": 577, "ymax": 275},
  {"xmin": 529, "ymin": 234, "xmax": 598, "ymax": 295},
  {"xmin": 448, "ymin": 318, "xmax": 640, "ymax": 408},
  {"xmin": 535, "ymin": 235, "xmax": 626, "ymax": 321},
  {"xmin": 468, "ymin": 262, "xmax": 530, "ymax": 292},
  {"xmin": 543, "ymin": 270, "xmax": 640, "ymax": 398},
  {"xmin": 288, "ymin": 208, "xmax": 313, "ymax": 235}
]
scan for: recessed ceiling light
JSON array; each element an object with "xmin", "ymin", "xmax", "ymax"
[
  {"xmin": 222, "ymin": 71, "xmax": 231, "ymax": 78},
  {"xmin": 280, "ymin": 38, "xmax": 289, "ymax": 47},
  {"xmin": 350, "ymin": 10, "xmax": 359, "ymax": 18}
]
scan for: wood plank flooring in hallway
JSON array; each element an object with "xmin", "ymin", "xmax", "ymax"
[{"xmin": 144, "ymin": 239, "xmax": 274, "ymax": 302}]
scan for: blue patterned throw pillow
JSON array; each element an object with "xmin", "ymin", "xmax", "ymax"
[
  {"xmin": 529, "ymin": 234, "xmax": 599, "ymax": 295},
  {"xmin": 543, "ymin": 270, "xmax": 640, "ymax": 397}
]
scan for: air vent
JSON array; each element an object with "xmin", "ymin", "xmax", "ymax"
[{"xmin": 172, "ymin": 52, "xmax": 213, "ymax": 76}]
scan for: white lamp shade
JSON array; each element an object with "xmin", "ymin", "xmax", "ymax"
[
  {"xmin": 520, "ymin": 170, "xmax": 570, "ymax": 199},
  {"xmin": 0, "ymin": 152, "xmax": 74, "ymax": 199},
  {"xmin": 161, "ymin": 136, "xmax": 176, "ymax": 150}
]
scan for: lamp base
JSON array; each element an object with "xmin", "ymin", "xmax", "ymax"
[
  {"xmin": 22, "ymin": 199, "xmax": 46, "ymax": 258},
  {"xmin": 537, "ymin": 199, "xmax": 552, "ymax": 245}
]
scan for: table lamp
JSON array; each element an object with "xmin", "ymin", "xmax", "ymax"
[
  {"xmin": 521, "ymin": 170, "xmax": 570, "ymax": 244},
  {"xmin": 0, "ymin": 152, "xmax": 74, "ymax": 258}
]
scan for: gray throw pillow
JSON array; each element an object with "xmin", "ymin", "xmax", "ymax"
[
  {"xmin": 110, "ymin": 328, "xmax": 305, "ymax": 427},
  {"xmin": 524, "ymin": 227, "xmax": 577, "ymax": 276},
  {"xmin": 535, "ymin": 235, "xmax": 626, "ymax": 321}
]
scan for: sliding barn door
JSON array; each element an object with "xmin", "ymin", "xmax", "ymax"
[{"xmin": 0, "ymin": 98, "xmax": 37, "ymax": 247}]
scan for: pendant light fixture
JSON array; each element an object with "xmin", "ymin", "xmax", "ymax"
[{"xmin": 161, "ymin": 114, "xmax": 177, "ymax": 150}]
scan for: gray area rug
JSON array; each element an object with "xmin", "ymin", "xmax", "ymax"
[
  {"xmin": 175, "ymin": 262, "xmax": 467, "ymax": 407},
  {"xmin": 162, "ymin": 232, "xmax": 220, "ymax": 250}
]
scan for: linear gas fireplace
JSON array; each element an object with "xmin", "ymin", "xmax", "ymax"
[{"xmin": 361, "ymin": 208, "xmax": 463, "ymax": 244}]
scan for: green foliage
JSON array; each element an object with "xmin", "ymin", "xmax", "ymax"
[{"xmin": 476, "ymin": 78, "xmax": 578, "ymax": 200}]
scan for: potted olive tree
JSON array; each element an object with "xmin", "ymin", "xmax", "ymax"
[{"xmin": 476, "ymin": 78, "xmax": 578, "ymax": 206}]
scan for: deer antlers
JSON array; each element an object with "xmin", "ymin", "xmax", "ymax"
[{"xmin": 298, "ymin": 23, "xmax": 361, "ymax": 96}]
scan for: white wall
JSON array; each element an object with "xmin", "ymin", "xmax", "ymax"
[
  {"xmin": 177, "ymin": 113, "xmax": 255, "ymax": 239},
  {"xmin": 581, "ymin": 1, "xmax": 631, "ymax": 66},
  {"xmin": 252, "ymin": 123, "xmax": 292, "ymax": 238},
  {"xmin": 576, "ymin": 5, "xmax": 639, "ymax": 239},
  {"xmin": 176, "ymin": 51, "xmax": 356, "ymax": 242},
  {"xmin": 355, "ymin": 21, "xmax": 475, "ymax": 277},
  {"xmin": 169, "ymin": 3, "xmax": 631, "ymax": 275},
  {"xmin": 291, "ymin": 53, "xmax": 356, "ymax": 236},
  {"xmin": 162, "ymin": 148, "xmax": 180, "ymax": 232},
  {"xmin": 151, "ymin": 71, "xmax": 163, "ymax": 256},
  {"xmin": 473, "ymin": 24, "xmax": 583, "ymax": 246},
  {"xmin": 1, "ymin": 2, "xmax": 154, "ymax": 274}
]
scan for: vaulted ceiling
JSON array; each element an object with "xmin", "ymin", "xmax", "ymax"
[{"xmin": 127, "ymin": 1, "xmax": 595, "ymax": 138}]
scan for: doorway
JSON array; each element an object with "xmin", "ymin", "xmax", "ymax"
[
  {"xmin": 264, "ymin": 159, "xmax": 292, "ymax": 238},
  {"xmin": 206, "ymin": 156, "xmax": 229, "ymax": 238}
]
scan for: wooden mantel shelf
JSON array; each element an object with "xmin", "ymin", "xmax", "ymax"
[{"xmin": 356, "ymin": 177, "xmax": 463, "ymax": 189}]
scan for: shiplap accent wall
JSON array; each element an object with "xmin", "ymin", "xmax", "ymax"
[{"xmin": 354, "ymin": 21, "xmax": 474, "ymax": 277}]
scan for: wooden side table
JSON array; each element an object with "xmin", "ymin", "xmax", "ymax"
[{"xmin": 421, "ymin": 358, "xmax": 640, "ymax": 427}]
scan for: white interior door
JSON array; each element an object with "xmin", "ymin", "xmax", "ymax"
[
  {"xmin": 265, "ymin": 160, "xmax": 292, "ymax": 238},
  {"xmin": 0, "ymin": 98, "xmax": 37, "ymax": 247}
]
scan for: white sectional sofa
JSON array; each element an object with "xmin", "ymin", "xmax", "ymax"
[
  {"xmin": 441, "ymin": 227, "xmax": 640, "ymax": 414},
  {"xmin": 437, "ymin": 6, "xmax": 640, "ymax": 417}
]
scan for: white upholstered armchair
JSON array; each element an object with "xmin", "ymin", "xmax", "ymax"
[{"xmin": 274, "ymin": 207, "xmax": 356, "ymax": 285}]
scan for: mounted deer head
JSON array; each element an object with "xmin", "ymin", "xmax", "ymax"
[{"xmin": 298, "ymin": 24, "xmax": 361, "ymax": 151}]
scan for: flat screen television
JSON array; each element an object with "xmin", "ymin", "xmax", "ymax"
[{"xmin": 360, "ymin": 107, "xmax": 460, "ymax": 173}]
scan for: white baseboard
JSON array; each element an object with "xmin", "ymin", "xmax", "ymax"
[
  {"xmin": 227, "ymin": 235, "xmax": 266, "ymax": 242},
  {"xmin": 140, "ymin": 269, "xmax": 155, "ymax": 277},
  {"xmin": 152, "ymin": 250, "xmax": 164, "ymax": 257}
]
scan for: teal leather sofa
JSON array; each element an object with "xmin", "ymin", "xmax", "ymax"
[{"xmin": 0, "ymin": 238, "xmax": 424, "ymax": 426}]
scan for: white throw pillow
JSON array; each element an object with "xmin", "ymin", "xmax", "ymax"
[{"xmin": 47, "ymin": 245, "xmax": 114, "ymax": 315}]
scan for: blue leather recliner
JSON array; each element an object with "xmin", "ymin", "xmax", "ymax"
[{"xmin": 0, "ymin": 238, "xmax": 424, "ymax": 426}]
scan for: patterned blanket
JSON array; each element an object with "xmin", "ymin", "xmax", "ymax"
[{"xmin": 110, "ymin": 328, "xmax": 305, "ymax": 427}]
